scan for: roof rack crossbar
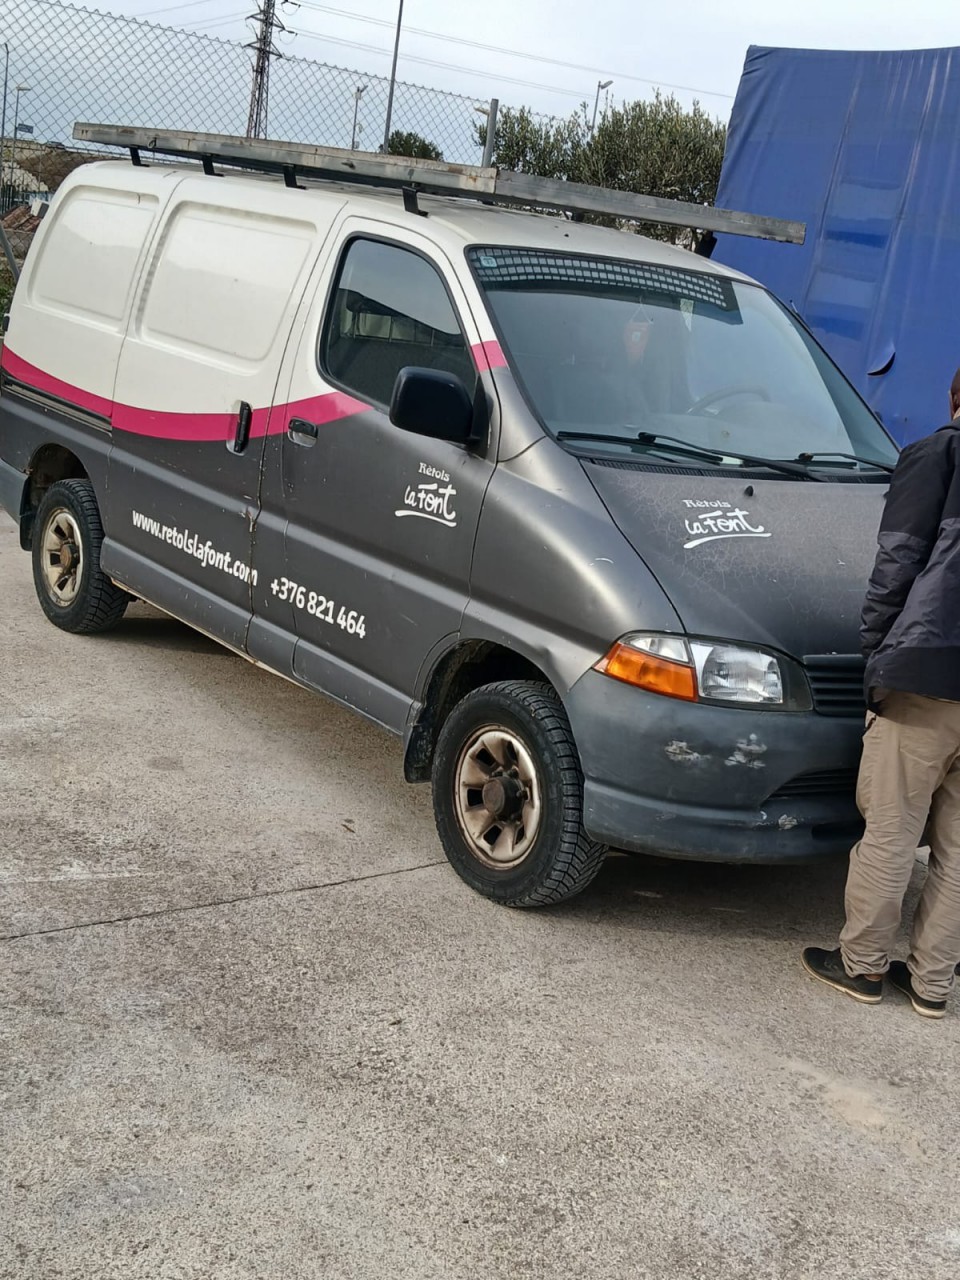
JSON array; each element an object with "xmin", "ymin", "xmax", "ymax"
[{"xmin": 72, "ymin": 124, "xmax": 805, "ymax": 245}]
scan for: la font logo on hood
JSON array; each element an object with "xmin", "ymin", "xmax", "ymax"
[{"xmin": 682, "ymin": 499, "xmax": 770, "ymax": 550}]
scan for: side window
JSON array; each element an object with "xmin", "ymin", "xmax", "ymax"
[{"xmin": 321, "ymin": 238, "xmax": 476, "ymax": 408}]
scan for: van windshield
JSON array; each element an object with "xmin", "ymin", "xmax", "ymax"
[{"xmin": 468, "ymin": 246, "xmax": 898, "ymax": 470}]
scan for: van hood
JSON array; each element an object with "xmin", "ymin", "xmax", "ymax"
[{"xmin": 582, "ymin": 462, "xmax": 886, "ymax": 657}]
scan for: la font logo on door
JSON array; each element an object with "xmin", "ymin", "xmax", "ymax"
[{"xmin": 396, "ymin": 463, "xmax": 459, "ymax": 528}]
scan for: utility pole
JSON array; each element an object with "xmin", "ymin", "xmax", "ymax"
[
  {"xmin": 246, "ymin": 0, "xmax": 283, "ymax": 139},
  {"xmin": 381, "ymin": 0, "xmax": 404, "ymax": 153}
]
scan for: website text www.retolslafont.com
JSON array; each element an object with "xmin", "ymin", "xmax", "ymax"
[{"xmin": 131, "ymin": 511, "xmax": 258, "ymax": 586}]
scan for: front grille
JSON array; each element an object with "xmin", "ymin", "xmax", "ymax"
[
  {"xmin": 770, "ymin": 770, "xmax": 858, "ymax": 799},
  {"xmin": 803, "ymin": 654, "xmax": 866, "ymax": 717}
]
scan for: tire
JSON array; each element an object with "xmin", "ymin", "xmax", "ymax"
[
  {"xmin": 31, "ymin": 479, "xmax": 129, "ymax": 634},
  {"xmin": 432, "ymin": 679, "xmax": 608, "ymax": 907}
]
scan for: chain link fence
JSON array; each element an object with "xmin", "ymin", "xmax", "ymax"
[{"xmin": 0, "ymin": 0, "xmax": 534, "ymax": 219}]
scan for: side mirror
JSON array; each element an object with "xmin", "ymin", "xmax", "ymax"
[{"xmin": 389, "ymin": 367, "xmax": 475, "ymax": 446}]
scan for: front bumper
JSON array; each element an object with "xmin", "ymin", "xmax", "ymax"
[{"xmin": 566, "ymin": 671, "xmax": 864, "ymax": 863}]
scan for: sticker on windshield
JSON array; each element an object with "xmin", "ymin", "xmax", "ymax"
[{"xmin": 682, "ymin": 499, "xmax": 770, "ymax": 549}]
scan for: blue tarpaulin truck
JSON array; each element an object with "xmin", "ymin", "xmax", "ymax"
[{"xmin": 712, "ymin": 44, "xmax": 960, "ymax": 445}]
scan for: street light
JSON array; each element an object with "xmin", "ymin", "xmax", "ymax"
[
  {"xmin": 351, "ymin": 84, "xmax": 366, "ymax": 150},
  {"xmin": 590, "ymin": 78, "xmax": 613, "ymax": 134},
  {"xmin": 475, "ymin": 99, "xmax": 499, "ymax": 168},
  {"xmin": 12, "ymin": 82, "xmax": 28, "ymax": 183}
]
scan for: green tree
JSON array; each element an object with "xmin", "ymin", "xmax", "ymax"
[
  {"xmin": 387, "ymin": 130, "xmax": 443, "ymax": 161},
  {"xmin": 480, "ymin": 92, "xmax": 726, "ymax": 243},
  {"xmin": 584, "ymin": 92, "xmax": 726, "ymax": 238},
  {"xmin": 477, "ymin": 106, "xmax": 586, "ymax": 179}
]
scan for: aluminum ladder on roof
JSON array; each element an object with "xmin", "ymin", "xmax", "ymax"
[{"xmin": 72, "ymin": 123, "xmax": 805, "ymax": 246}]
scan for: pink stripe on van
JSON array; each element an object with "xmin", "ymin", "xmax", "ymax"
[
  {"xmin": 111, "ymin": 403, "xmax": 256, "ymax": 442},
  {"xmin": 1, "ymin": 347, "xmax": 115, "ymax": 419},
  {"xmin": 2, "ymin": 347, "xmax": 369, "ymax": 442},
  {"xmin": 471, "ymin": 340, "xmax": 508, "ymax": 370},
  {"xmin": 278, "ymin": 390, "xmax": 369, "ymax": 430}
]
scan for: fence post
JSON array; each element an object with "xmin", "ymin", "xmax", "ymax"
[
  {"xmin": 0, "ymin": 44, "xmax": 8, "ymax": 209},
  {"xmin": 481, "ymin": 98, "xmax": 498, "ymax": 168}
]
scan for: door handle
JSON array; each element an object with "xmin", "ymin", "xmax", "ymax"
[
  {"xmin": 233, "ymin": 401, "xmax": 252, "ymax": 454},
  {"xmin": 288, "ymin": 417, "xmax": 319, "ymax": 446}
]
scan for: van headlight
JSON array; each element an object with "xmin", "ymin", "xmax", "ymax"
[
  {"xmin": 594, "ymin": 633, "xmax": 810, "ymax": 709},
  {"xmin": 690, "ymin": 642, "xmax": 782, "ymax": 704}
]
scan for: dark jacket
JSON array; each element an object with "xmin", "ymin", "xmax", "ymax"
[{"xmin": 862, "ymin": 422, "xmax": 960, "ymax": 705}]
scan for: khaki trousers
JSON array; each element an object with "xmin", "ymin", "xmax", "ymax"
[{"xmin": 840, "ymin": 691, "xmax": 960, "ymax": 1001}]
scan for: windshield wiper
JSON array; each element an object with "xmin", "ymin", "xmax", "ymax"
[
  {"xmin": 557, "ymin": 429, "xmax": 823, "ymax": 480},
  {"xmin": 556, "ymin": 430, "xmax": 725, "ymax": 466},
  {"xmin": 797, "ymin": 451, "xmax": 895, "ymax": 474},
  {"xmin": 637, "ymin": 432, "xmax": 827, "ymax": 479}
]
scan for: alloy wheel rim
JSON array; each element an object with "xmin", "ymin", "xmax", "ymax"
[
  {"xmin": 453, "ymin": 724, "xmax": 542, "ymax": 869},
  {"xmin": 40, "ymin": 508, "xmax": 84, "ymax": 606}
]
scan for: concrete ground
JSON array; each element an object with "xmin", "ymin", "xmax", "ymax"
[{"xmin": 2, "ymin": 507, "xmax": 959, "ymax": 1280}]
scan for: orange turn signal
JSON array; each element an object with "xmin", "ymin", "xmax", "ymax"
[{"xmin": 595, "ymin": 643, "xmax": 698, "ymax": 701}]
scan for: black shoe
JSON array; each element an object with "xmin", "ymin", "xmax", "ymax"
[
  {"xmin": 801, "ymin": 947, "xmax": 883, "ymax": 1004},
  {"xmin": 888, "ymin": 960, "xmax": 947, "ymax": 1020}
]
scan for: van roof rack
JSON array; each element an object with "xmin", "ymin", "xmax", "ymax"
[{"xmin": 72, "ymin": 123, "xmax": 805, "ymax": 245}]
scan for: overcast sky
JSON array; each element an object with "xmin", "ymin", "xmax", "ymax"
[{"xmin": 102, "ymin": 0, "xmax": 960, "ymax": 121}]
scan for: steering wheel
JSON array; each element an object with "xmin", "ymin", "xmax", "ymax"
[{"xmin": 686, "ymin": 385, "xmax": 772, "ymax": 415}]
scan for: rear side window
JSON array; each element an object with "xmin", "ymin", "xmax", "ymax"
[
  {"xmin": 139, "ymin": 204, "xmax": 315, "ymax": 366},
  {"xmin": 321, "ymin": 238, "xmax": 475, "ymax": 408},
  {"xmin": 29, "ymin": 187, "xmax": 157, "ymax": 329}
]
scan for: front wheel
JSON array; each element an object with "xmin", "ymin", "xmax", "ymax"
[
  {"xmin": 31, "ymin": 479, "xmax": 130, "ymax": 633},
  {"xmin": 432, "ymin": 680, "xmax": 608, "ymax": 906}
]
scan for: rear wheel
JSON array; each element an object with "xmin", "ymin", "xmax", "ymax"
[
  {"xmin": 432, "ymin": 680, "xmax": 608, "ymax": 906},
  {"xmin": 31, "ymin": 479, "xmax": 129, "ymax": 633}
]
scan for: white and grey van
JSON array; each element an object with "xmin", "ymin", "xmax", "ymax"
[{"xmin": 0, "ymin": 127, "xmax": 898, "ymax": 906}]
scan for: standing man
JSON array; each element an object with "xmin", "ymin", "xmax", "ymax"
[{"xmin": 803, "ymin": 369, "xmax": 960, "ymax": 1019}]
